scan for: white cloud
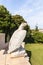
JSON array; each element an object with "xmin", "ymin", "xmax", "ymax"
[
  {"xmin": 13, "ymin": 0, "xmax": 33, "ymax": 17},
  {"xmin": 28, "ymin": 11, "xmax": 43, "ymax": 29},
  {"xmin": 0, "ymin": 0, "xmax": 42, "ymax": 29},
  {"xmin": 13, "ymin": 8, "xmax": 33, "ymax": 17},
  {"xmin": 12, "ymin": 0, "xmax": 43, "ymax": 29}
]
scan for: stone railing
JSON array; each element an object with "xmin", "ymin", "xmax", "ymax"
[{"xmin": 0, "ymin": 33, "xmax": 5, "ymax": 49}]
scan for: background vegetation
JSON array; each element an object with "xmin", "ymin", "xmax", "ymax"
[
  {"xmin": 0, "ymin": 5, "xmax": 31, "ymax": 42},
  {"xmin": 0, "ymin": 5, "xmax": 43, "ymax": 65},
  {"xmin": 0, "ymin": 5, "xmax": 43, "ymax": 44},
  {"xmin": 0, "ymin": 5, "xmax": 43, "ymax": 43}
]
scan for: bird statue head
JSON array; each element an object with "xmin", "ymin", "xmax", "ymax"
[{"xmin": 18, "ymin": 22, "xmax": 27, "ymax": 30}]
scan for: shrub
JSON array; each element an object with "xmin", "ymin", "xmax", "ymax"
[{"xmin": 32, "ymin": 31, "xmax": 43, "ymax": 43}]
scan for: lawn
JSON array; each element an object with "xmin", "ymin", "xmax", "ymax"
[{"xmin": 25, "ymin": 43, "xmax": 43, "ymax": 65}]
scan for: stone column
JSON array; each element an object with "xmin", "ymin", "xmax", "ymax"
[{"xmin": 0, "ymin": 33, "xmax": 5, "ymax": 49}]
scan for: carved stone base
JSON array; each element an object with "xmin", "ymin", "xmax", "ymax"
[{"xmin": 0, "ymin": 50, "xmax": 31, "ymax": 65}]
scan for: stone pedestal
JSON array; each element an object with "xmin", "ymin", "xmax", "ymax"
[{"xmin": 0, "ymin": 50, "xmax": 31, "ymax": 65}]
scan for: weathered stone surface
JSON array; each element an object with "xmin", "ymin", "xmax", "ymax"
[
  {"xmin": 8, "ymin": 23, "xmax": 27, "ymax": 53},
  {"xmin": 0, "ymin": 23, "xmax": 31, "ymax": 65},
  {"xmin": 0, "ymin": 33, "xmax": 5, "ymax": 49},
  {"xmin": 0, "ymin": 51, "xmax": 31, "ymax": 65}
]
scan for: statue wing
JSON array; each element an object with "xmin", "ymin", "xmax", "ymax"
[{"xmin": 8, "ymin": 30, "xmax": 26, "ymax": 53}]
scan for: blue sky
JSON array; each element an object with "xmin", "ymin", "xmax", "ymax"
[{"xmin": 0, "ymin": 0, "xmax": 43, "ymax": 29}]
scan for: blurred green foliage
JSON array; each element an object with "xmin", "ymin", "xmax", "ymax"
[
  {"xmin": 0, "ymin": 5, "xmax": 43, "ymax": 43},
  {"xmin": 32, "ymin": 31, "xmax": 43, "ymax": 43},
  {"xmin": 0, "ymin": 5, "xmax": 30, "ymax": 42}
]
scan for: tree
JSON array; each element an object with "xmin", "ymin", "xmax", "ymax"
[
  {"xmin": 12, "ymin": 15, "xmax": 26, "ymax": 27},
  {"xmin": 32, "ymin": 31, "xmax": 43, "ymax": 43},
  {"xmin": 12, "ymin": 15, "xmax": 31, "ymax": 43},
  {"xmin": 0, "ymin": 5, "xmax": 11, "ymax": 42},
  {"xmin": 12, "ymin": 14, "xmax": 31, "ymax": 33},
  {"xmin": 24, "ymin": 26, "xmax": 34, "ymax": 43},
  {"xmin": 11, "ymin": 15, "xmax": 27, "ymax": 34},
  {"xmin": 0, "ymin": 5, "xmax": 31, "ymax": 43}
]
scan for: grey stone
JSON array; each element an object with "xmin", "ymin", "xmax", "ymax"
[
  {"xmin": 7, "ymin": 23, "xmax": 27, "ymax": 53},
  {"xmin": 0, "ymin": 33, "xmax": 5, "ymax": 49}
]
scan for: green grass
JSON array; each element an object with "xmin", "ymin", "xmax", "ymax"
[{"xmin": 25, "ymin": 43, "xmax": 43, "ymax": 65}]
